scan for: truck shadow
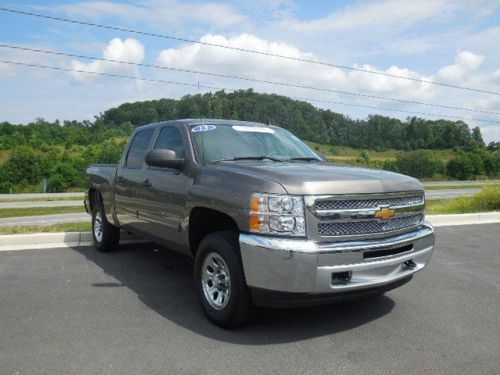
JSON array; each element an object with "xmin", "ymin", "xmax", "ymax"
[{"xmin": 74, "ymin": 243, "xmax": 395, "ymax": 345}]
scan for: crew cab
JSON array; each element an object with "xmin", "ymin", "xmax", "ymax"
[{"xmin": 85, "ymin": 119, "xmax": 435, "ymax": 328}]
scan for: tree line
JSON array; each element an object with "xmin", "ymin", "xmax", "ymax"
[
  {"xmin": 97, "ymin": 90, "xmax": 486, "ymax": 150},
  {"xmin": 0, "ymin": 89, "xmax": 499, "ymax": 192}
]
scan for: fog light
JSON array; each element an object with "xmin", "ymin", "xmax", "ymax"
[{"xmin": 331, "ymin": 271, "xmax": 351, "ymax": 285}]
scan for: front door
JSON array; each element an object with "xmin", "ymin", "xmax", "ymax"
[{"xmin": 140, "ymin": 125, "xmax": 192, "ymax": 247}]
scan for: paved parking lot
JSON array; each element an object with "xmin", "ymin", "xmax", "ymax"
[{"xmin": 1, "ymin": 224, "xmax": 499, "ymax": 374}]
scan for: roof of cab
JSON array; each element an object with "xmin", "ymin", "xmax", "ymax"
[{"xmin": 135, "ymin": 118, "xmax": 270, "ymax": 130}]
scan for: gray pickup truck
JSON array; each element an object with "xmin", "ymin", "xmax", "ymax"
[{"xmin": 85, "ymin": 119, "xmax": 435, "ymax": 328}]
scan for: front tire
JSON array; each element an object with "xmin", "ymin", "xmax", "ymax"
[
  {"xmin": 92, "ymin": 203, "xmax": 120, "ymax": 252},
  {"xmin": 194, "ymin": 231, "xmax": 253, "ymax": 328}
]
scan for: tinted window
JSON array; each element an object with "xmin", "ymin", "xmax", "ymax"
[
  {"xmin": 126, "ymin": 129, "xmax": 154, "ymax": 168},
  {"xmin": 154, "ymin": 126, "xmax": 185, "ymax": 158}
]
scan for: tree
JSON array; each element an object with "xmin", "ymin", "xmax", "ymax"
[
  {"xmin": 471, "ymin": 126, "xmax": 485, "ymax": 147},
  {"xmin": 446, "ymin": 153, "xmax": 476, "ymax": 180},
  {"xmin": 47, "ymin": 174, "xmax": 68, "ymax": 192},
  {"xmin": 394, "ymin": 150, "xmax": 445, "ymax": 179},
  {"xmin": 0, "ymin": 90, "xmax": 497, "ymax": 192},
  {"xmin": 1, "ymin": 146, "xmax": 42, "ymax": 185},
  {"xmin": 0, "ymin": 181, "xmax": 13, "ymax": 194},
  {"xmin": 487, "ymin": 142, "xmax": 500, "ymax": 152},
  {"xmin": 483, "ymin": 152, "xmax": 500, "ymax": 177}
]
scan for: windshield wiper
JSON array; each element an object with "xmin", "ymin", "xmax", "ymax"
[
  {"xmin": 287, "ymin": 157, "xmax": 322, "ymax": 162},
  {"xmin": 209, "ymin": 156, "xmax": 284, "ymax": 164}
]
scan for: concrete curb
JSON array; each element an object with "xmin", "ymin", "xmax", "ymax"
[
  {"xmin": 427, "ymin": 212, "xmax": 500, "ymax": 227},
  {"xmin": 0, "ymin": 231, "xmax": 146, "ymax": 251},
  {"xmin": 0, "ymin": 212, "xmax": 498, "ymax": 250}
]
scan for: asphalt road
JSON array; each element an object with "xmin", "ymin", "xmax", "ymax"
[
  {"xmin": 0, "ymin": 200, "xmax": 83, "ymax": 209},
  {"xmin": 0, "ymin": 189, "xmax": 480, "ymax": 228},
  {"xmin": 0, "ymin": 212, "xmax": 87, "ymax": 227},
  {"xmin": 0, "ymin": 190, "xmax": 478, "ymax": 209},
  {"xmin": 0, "ymin": 225, "xmax": 499, "ymax": 374},
  {"xmin": 425, "ymin": 188, "xmax": 480, "ymax": 200},
  {"xmin": 0, "ymin": 192, "xmax": 84, "ymax": 200}
]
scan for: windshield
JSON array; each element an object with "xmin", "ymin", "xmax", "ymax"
[{"xmin": 190, "ymin": 123, "xmax": 322, "ymax": 164}]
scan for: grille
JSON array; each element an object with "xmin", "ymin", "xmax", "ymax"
[
  {"xmin": 318, "ymin": 214, "xmax": 423, "ymax": 237},
  {"xmin": 316, "ymin": 195, "xmax": 424, "ymax": 211}
]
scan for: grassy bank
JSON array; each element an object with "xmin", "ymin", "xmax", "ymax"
[
  {"xmin": 0, "ymin": 222, "xmax": 91, "ymax": 235},
  {"xmin": 305, "ymin": 142, "xmax": 456, "ymax": 162},
  {"xmin": 0, "ymin": 206, "xmax": 85, "ymax": 218},
  {"xmin": 426, "ymin": 187, "xmax": 500, "ymax": 214}
]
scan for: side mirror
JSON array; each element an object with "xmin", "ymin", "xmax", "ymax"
[{"xmin": 145, "ymin": 149, "xmax": 185, "ymax": 170}]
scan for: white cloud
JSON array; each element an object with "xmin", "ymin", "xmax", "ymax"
[
  {"xmin": 268, "ymin": 0, "xmax": 498, "ymax": 64},
  {"xmin": 473, "ymin": 1, "xmax": 500, "ymax": 18},
  {"xmin": 70, "ymin": 38, "xmax": 145, "ymax": 81},
  {"xmin": 0, "ymin": 62, "xmax": 15, "ymax": 78},
  {"xmin": 437, "ymin": 51, "xmax": 485, "ymax": 81},
  {"xmin": 157, "ymin": 33, "xmax": 434, "ymax": 100},
  {"xmin": 281, "ymin": 0, "xmax": 448, "ymax": 33},
  {"xmin": 493, "ymin": 69, "xmax": 500, "ymax": 80},
  {"xmin": 58, "ymin": 0, "xmax": 246, "ymax": 29}
]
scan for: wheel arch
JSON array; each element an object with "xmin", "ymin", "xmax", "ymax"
[
  {"xmin": 188, "ymin": 207, "xmax": 240, "ymax": 257},
  {"xmin": 87, "ymin": 187, "xmax": 102, "ymax": 213}
]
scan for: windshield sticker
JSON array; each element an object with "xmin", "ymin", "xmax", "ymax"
[
  {"xmin": 191, "ymin": 124, "xmax": 216, "ymax": 133},
  {"xmin": 232, "ymin": 125, "xmax": 275, "ymax": 134}
]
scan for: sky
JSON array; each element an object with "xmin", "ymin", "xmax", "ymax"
[{"xmin": 0, "ymin": 0, "xmax": 499, "ymax": 142}]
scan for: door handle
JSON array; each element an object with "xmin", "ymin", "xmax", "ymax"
[
  {"xmin": 116, "ymin": 175, "xmax": 125, "ymax": 183},
  {"xmin": 143, "ymin": 179, "xmax": 152, "ymax": 188}
]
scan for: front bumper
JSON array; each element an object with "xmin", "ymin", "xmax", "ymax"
[{"xmin": 240, "ymin": 222, "xmax": 435, "ymax": 307}]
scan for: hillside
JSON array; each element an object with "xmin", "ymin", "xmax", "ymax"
[{"xmin": 0, "ymin": 89, "xmax": 499, "ymax": 192}]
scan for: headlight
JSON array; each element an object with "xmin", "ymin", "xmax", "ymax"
[{"xmin": 249, "ymin": 193, "xmax": 306, "ymax": 237}]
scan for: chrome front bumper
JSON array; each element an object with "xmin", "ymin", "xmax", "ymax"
[{"xmin": 240, "ymin": 222, "xmax": 435, "ymax": 299}]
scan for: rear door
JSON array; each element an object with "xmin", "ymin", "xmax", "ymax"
[
  {"xmin": 114, "ymin": 128, "xmax": 155, "ymax": 229},
  {"xmin": 139, "ymin": 125, "xmax": 193, "ymax": 246}
]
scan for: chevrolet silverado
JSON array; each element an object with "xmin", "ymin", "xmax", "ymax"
[{"xmin": 85, "ymin": 119, "xmax": 435, "ymax": 328}]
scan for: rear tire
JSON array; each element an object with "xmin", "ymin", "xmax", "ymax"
[
  {"xmin": 92, "ymin": 202, "xmax": 120, "ymax": 252},
  {"xmin": 194, "ymin": 231, "xmax": 254, "ymax": 328}
]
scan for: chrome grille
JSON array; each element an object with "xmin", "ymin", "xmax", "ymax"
[
  {"xmin": 316, "ymin": 195, "xmax": 424, "ymax": 211},
  {"xmin": 318, "ymin": 214, "xmax": 424, "ymax": 237}
]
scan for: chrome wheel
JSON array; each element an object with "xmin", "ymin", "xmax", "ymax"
[
  {"xmin": 94, "ymin": 211, "xmax": 104, "ymax": 243},
  {"xmin": 201, "ymin": 252, "xmax": 231, "ymax": 310}
]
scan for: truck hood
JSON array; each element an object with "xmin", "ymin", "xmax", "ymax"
[{"xmin": 212, "ymin": 162, "xmax": 422, "ymax": 195}]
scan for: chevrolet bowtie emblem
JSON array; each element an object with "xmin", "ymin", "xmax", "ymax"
[{"xmin": 375, "ymin": 207, "xmax": 395, "ymax": 220}]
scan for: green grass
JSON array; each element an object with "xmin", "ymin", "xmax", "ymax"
[
  {"xmin": 426, "ymin": 187, "xmax": 500, "ymax": 214},
  {"xmin": 0, "ymin": 222, "xmax": 91, "ymax": 235},
  {"xmin": 305, "ymin": 142, "xmax": 455, "ymax": 162},
  {"xmin": 0, "ymin": 206, "xmax": 85, "ymax": 218}
]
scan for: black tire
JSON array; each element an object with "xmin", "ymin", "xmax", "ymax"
[
  {"xmin": 92, "ymin": 202, "xmax": 120, "ymax": 252},
  {"xmin": 194, "ymin": 231, "xmax": 254, "ymax": 329}
]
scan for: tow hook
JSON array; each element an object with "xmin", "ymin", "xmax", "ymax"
[{"xmin": 404, "ymin": 260, "xmax": 416, "ymax": 270}]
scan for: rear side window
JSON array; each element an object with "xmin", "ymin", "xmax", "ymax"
[
  {"xmin": 126, "ymin": 129, "xmax": 154, "ymax": 168},
  {"xmin": 154, "ymin": 126, "xmax": 185, "ymax": 159}
]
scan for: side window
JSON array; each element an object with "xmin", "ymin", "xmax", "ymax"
[
  {"xmin": 154, "ymin": 126, "xmax": 185, "ymax": 159},
  {"xmin": 125, "ymin": 129, "xmax": 154, "ymax": 168}
]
